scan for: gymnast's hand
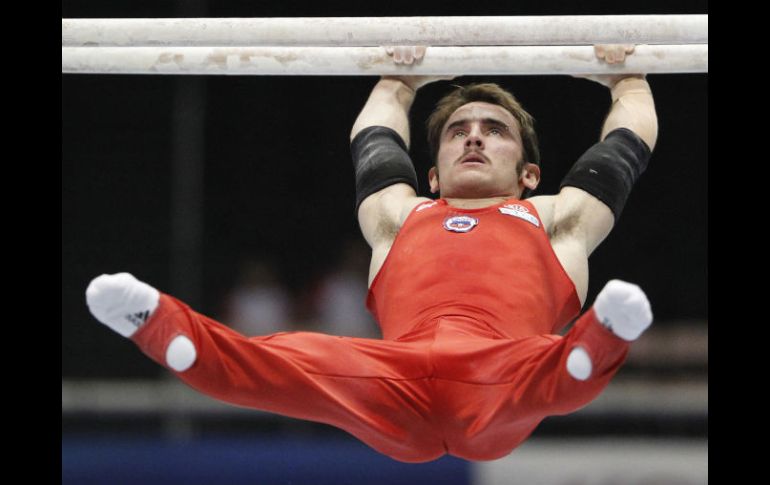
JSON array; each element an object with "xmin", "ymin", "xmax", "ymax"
[
  {"xmin": 382, "ymin": 45, "xmax": 455, "ymax": 91},
  {"xmin": 575, "ymin": 44, "xmax": 645, "ymax": 89}
]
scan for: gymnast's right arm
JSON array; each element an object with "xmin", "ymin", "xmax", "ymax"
[{"xmin": 349, "ymin": 75, "xmax": 433, "ymax": 248}]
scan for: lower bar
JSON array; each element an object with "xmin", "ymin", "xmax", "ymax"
[{"xmin": 62, "ymin": 44, "xmax": 708, "ymax": 75}]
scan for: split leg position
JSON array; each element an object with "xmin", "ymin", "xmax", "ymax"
[{"xmin": 86, "ymin": 273, "xmax": 651, "ymax": 462}]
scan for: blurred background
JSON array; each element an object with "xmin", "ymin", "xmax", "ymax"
[{"xmin": 62, "ymin": 0, "xmax": 707, "ymax": 483}]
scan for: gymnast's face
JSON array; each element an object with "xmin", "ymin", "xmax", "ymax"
[{"xmin": 429, "ymin": 102, "xmax": 540, "ymax": 199}]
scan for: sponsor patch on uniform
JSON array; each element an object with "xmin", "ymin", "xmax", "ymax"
[
  {"xmin": 416, "ymin": 201, "xmax": 438, "ymax": 212},
  {"xmin": 499, "ymin": 204, "xmax": 540, "ymax": 227},
  {"xmin": 443, "ymin": 215, "xmax": 479, "ymax": 233}
]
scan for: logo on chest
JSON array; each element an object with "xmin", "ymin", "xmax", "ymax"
[
  {"xmin": 443, "ymin": 215, "xmax": 479, "ymax": 233},
  {"xmin": 499, "ymin": 204, "xmax": 540, "ymax": 227}
]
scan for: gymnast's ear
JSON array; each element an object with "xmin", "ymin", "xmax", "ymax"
[
  {"xmin": 428, "ymin": 166, "xmax": 440, "ymax": 194},
  {"xmin": 519, "ymin": 162, "xmax": 540, "ymax": 192}
]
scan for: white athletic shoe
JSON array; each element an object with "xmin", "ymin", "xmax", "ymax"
[
  {"xmin": 593, "ymin": 279, "xmax": 653, "ymax": 342},
  {"xmin": 85, "ymin": 272, "xmax": 160, "ymax": 338}
]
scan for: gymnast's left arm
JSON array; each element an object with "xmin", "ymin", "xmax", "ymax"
[{"xmin": 549, "ymin": 45, "xmax": 659, "ymax": 257}]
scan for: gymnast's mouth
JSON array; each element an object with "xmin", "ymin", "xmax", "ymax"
[{"xmin": 460, "ymin": 154, "xmax": 488, "ymax": 165}]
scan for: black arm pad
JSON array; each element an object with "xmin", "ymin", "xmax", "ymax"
[
  {"xmin": 350, "ymin": 126, "xmax": 419, "ymax": 214},
  {"xmin": 559, "ymin": 128, "xmax": 652, "ymax": 222}
]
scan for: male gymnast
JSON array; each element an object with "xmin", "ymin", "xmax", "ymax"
[{"xmin": 85, "ymin": 44, "xmax": 656, "ymax": 462}]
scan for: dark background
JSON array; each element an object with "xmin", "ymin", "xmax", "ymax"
[{"xmin": 62, "ymin": 1, "xmax": 707, "ymax": 379}]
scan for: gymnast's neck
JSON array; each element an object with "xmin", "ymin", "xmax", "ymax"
[{"xmin": 442, "ymin": 195, "xmax": 516, "ymax": 209}]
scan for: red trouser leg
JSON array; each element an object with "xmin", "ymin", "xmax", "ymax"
[
  {"xmin": 130, "ymin": 293, "xmax": 445, "ymax": 463},
  {"xmin": 431, "ymin": 308, "xmax": 630, "ymax": 461},
  {"xmin": 504, "ymin": 307, "xmax": 631, "ymax": 417}
]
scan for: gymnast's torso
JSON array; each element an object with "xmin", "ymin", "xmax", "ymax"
[{"xmin": 365, "ymin": 195, "xmax": 583, "ymax": 341}]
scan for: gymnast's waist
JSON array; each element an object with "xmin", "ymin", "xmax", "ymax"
[{"xmin": 382, "ymin": 312, "xmax": 511, "ymax": 342}]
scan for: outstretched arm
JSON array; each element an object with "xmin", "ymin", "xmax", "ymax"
[
  {"xmin": 543, "ymin": 45, "xmax": 658, "ymax": 257},
  {"xmin": 528, "ymin": 45, "xmax": 658, "ymax": 305},
  {"xmin": 350, "ymin": 47, "xmax": 452, "ymax": 249}
]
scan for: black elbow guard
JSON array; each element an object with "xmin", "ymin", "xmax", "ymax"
[
  {"xmin": 559, "ymin": 128, "xmax": 652, "ymax": 221},
  {"xmin": 350, "ymin": 126, "xmax": 418, "ymax": 214}
]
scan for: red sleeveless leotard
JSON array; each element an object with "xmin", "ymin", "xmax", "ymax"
[{"xmin": 367, "ymin": 197, "xmax": 581, "ymax": 340}]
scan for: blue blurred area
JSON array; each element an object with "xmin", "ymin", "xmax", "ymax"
[{"xmin": 62, "ymin": 436, "xmax": 470, "ymax": 485}]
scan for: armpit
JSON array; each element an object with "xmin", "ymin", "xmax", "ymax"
[
  {"xmin": 549, "ymin": 212, "xmax": 580, "ymax": 241},
  {"xmin": 374, "ymin": 213, "xmax": 401, "ymax": 242}
]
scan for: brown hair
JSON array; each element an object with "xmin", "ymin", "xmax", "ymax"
[{"xmin": 425, "ymin": 83, "xmax": 540, "ymax": 197}]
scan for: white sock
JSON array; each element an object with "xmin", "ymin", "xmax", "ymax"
[
  {"xmin": 593, "ymin": 279, "xmax": 653, "ymax": 341},
  {"xmin": 86, "ymin": 272, "xmax": 160, "ymax": 338}
]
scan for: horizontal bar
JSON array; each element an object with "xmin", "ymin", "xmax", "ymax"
[
  {"xmin": 61, "ymin": 45, "xmax": 708, "ymax": 76},
  {"xmin": 62, "ymin": 15, "xmax": 708, "ymax": 47}
]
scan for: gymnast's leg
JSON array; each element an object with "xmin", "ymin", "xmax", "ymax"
[
  {"xmin": 85, "ymin": 272, "xmax": 444, "ymax": 463},
  {"xmin": 507, "ymin": 279, "xmax": 654, "ymax": 419},
  {"xmin": 508, "ymin": 279, "xmax": 654, "ymax": 418}
]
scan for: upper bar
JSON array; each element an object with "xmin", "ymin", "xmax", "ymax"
[{"xmin": 62, "ymin": 15, "xmax": 708, "ymax": 47}]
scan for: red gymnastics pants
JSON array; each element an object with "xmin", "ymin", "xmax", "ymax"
[{"xmin": 131, "ymin": 293, "xmax": 630, "ymax": 463}]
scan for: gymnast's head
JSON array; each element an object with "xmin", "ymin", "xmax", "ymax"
[{"xmin": 426, "ymin": 83, "xmax": 541, "ymax": 200}]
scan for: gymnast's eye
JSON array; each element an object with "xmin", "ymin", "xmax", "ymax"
[
  {"xmin": 453, "ymin": 131, "xmax": 466, "ymax": 138},
  {"xmin": 489, "ymin": 128, "xmax": 502, "ymax": 136}
]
